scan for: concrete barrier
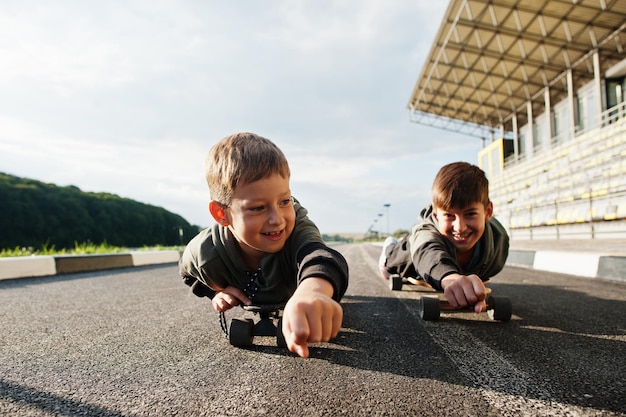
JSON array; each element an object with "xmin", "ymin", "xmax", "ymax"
[
  {"xmin": 0, "ymin": 251, "xmax": 182, "ymax": 280},
  {"xmin": 54, "ymin": 254, "xmax": 134, "ymax": 274},
  {"xmin": 507, "ymin": 249, "xmax": 626, "ymax": 281},
  {"xmin": 130, "ymin": 250, "xmax": 181, "ymax": 266},
  {"xmin": 533, "ymin": 251, "xmax": 601, "ymax": 278},
  {"xmin": 0, "ymin": 256, "xmax": 57, "ymax": 280}
]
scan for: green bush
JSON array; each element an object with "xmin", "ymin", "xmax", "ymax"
[{"xmin": 0, "ymin": 172, "xmax": 200, "ymax": 251}]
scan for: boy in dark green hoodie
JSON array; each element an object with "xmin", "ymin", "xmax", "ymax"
[
  {"xmin": 180, "ymin": 132, "xmax": 348, "ymax": 357},
  {"xmin": 380, "ymin": 162, "xmax": 509, "ymax": 313}
]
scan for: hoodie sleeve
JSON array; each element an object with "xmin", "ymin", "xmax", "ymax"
[
  {"xmin": 407, "ymin": 206, "xmax": 462, "ymax": 291},
  {"xmin": 409, "ymin": 223, "xmax": 461, "ymax": 291},
  {"xmin": 289, "ymin": 199, "xmax": 349, "ymax": 301},
  {"xmin": 179, "ymin": 230, "xmax": 217, "ymax": 298},
  {"xmin": 296, "ymin": 242, "xmax": 349, "ymax": 302}
]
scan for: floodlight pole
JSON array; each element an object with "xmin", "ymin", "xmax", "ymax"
[{"xmin": 384, "ymin": 203, "xmax": 391, "ymax": 237}]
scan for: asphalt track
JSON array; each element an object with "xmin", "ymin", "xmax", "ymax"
[{"xmin": 1, "ymin": 243, "xmax": 625, "ymax": 416}]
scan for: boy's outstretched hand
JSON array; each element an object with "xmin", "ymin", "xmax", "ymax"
[
  {"xmin": 441, "ymin": 273, "xmax": 487, "ymax": 314},
  {"xmin": 282, "ymin": 278, "xmax": 343, "ymax": 358}
]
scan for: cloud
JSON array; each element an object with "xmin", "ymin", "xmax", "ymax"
[{"xmin": 0, "ymin": 1, "xmax": 485, "ymax": 234}]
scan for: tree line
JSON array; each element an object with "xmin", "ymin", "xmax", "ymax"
[{"xmin": 0, "ymin": 172, "xmax": 200, "ymax": 250}]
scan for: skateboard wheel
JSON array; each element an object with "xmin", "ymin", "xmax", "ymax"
[
  {"xmin": 486, "ymin": 296, "xmax": 512, "ymax": 321},
  {"xmin": 390, "ymin": 275, "xmax": 403, "ymax": 291},
  {"xmin": 419, "ymin": 296, "xmax": 440, "ymax": 320},
  {"xmin": 276, "ymin": 318, "xmax": 287, "ymax": 348},
  {"xmin": 229, "ymin": 318, "xmax": 254, "ymax": 346}
]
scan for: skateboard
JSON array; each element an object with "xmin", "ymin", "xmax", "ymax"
[
  {"xmin": 220, "ymin": 304, "xmax": 287, "ymax": 347},
  {"xmin": 389, "ymin": 275, "xmax": 512, "ymax": 321}
]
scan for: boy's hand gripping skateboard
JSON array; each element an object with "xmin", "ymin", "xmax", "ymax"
[
  {"xmin": 389, "ymin": 275, "xmax": 512, "ymax": 321},
  {"xmin": 220, "ymin": 304, "xmax": 287, "ymax": 348}
]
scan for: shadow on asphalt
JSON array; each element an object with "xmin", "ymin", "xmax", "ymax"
[
  {"xmin": 451, "ymin": 280, "xmax": 626, "ymax": 413},
  {"xmin": 0, "ymin": 379, "xmax": 128, "ymax": 417},
  {"xmin": 488, "ymin": 281, "xmax": 626, "ymax": 336},
  {"xmin": 229, "ymin": 294, "xmax": 469, "ymax": 385},
  {"xmin": 243, "ymin": 282, "xmax": 626, "ymax": 414},
  {"xmin": 3, "ymin": 262, "xmax": 625, "ymax": 414},
  {"xmin": 0, "ymin": 264, "xmax": 174, "ymax": 288}
]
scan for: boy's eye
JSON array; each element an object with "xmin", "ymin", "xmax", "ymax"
[{"xmin": 245, "ymin": 198, "xmax": 292, "ymax": 212}]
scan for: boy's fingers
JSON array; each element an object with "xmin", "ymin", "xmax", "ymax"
[
  {"xmin": 211, "ymin": 294, "xmax": 230, "ymax": 312},
  {"xmin": 457, "ymin": 275, "xmax": 485, "ymax": 306},
  {"xmin": 212, "ymin": 286, "xmax": 254, "ymax": 313},
  {"xmin": 474, "ymin": 299, "xmax": 487, "ymax": 314},
  {"xmin": 445, "ymin": 289, "xmax": 463, "ymax": 309},
  {"xmin": 306, "ymin": 301, "xmax": 342, "ymax": 342},
  {"xmin": 290, "ymin": 341, "xmax": 309, "ymax": 358},
  {"xmin": 221, "ymin": 293, "xmax": 236, "ymax": 306},
  {"xmin": 282, "ymin": 295, "xmax": 344, "ymax": 357},
  {"xmin": 283, "ymin": 317, "xmax": 310, "ymax": 358},
  {"xmin": 331, "ymin": 306, "xmax": 343, "ymax": 339},
  {"xmin": 458, "ymin": 276, "xmax": 476, "ymax": 304},
  {"xmin": 469, "ymin": 275, "xmax": 486, "ymax": 300},
  {"xmin": 283, "ymin": 308, "xmax": 307, "ymax": 339},
  {"xmin": 218, "ymin": 293, "xmax": 238, "ymax": 309},
  {"xmin": 223, "ymin": 287, "xmax": 252, "ymax": 306},
  {"xmin": 443, "ymin": 290, "xmax": 456, "ymax": 308},
  {"xmin": 316, "ymin": 310, "xmax": 333, "ymax": 342},
  {"xmin": 444, "ymin": 275, "xmax": 488, "ymax": 311}
]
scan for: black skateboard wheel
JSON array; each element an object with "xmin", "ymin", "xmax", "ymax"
[
  {"xmin": 419, "ymin": 296, "xmax": 440, "ymax": 320},
  {"xmin": 390, "ymin": 275, "xmax": 403, "ymax": 291},
  {"xmin": 229, "ymin": 318, "xmax": 254, "ymax": 346},
  {"xmin": 486, "ymin": 296, "xmax": 512, "ymax": 321}
]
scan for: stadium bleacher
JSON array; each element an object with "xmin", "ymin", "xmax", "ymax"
[
  {"xmin": 492, "ymin": 114, "xmax": 626, "ymax": 240},
  {"xmin": 405, "ymin": 1, "xmax": 626, "ymax": 242}
]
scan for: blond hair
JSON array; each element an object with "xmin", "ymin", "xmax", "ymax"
[{"xmin": 205, "ymin": 132, "xmax": 290, "ymax": 205}]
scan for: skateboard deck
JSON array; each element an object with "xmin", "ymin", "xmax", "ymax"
[{"xmin": 389, "ymin": 275, "xmax": 512, "ymax": 321}]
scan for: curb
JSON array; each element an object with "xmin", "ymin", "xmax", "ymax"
[
  {"xmin": 506, "ymin": 249, "xmax": 626, "ymax": 281},
  {"xmin": 0, "ymin": 250, "xmax": 181, "ymax": 281}
]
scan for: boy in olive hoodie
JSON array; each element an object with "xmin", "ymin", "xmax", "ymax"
[{"xmin": 180, "ymin": 132, "xmax": 348, "ymax": 358}]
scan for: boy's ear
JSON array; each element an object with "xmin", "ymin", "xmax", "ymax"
[
  {"xmin": 209, "ymin": 201, "xmax": 230, "ymax": 226},
  {"xmin": 432, "ymin": 205, "xmax": 439, "ymax": 222},
  {"xmin": 485, "ymin": 201, "xmax": 493, "ymax": 221}
]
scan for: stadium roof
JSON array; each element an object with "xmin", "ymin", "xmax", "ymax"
[{"xmin": 407, "ymin": 0, "xmax": 626, "ymax": 138}]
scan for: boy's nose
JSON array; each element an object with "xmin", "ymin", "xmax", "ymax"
[
  {"xmin": 453, "ymin": 217, "xmax": 465, "ymax": 232},
  {"xmin": 267, "ymin": 206, "xmax": 282, "ymax": 224}
]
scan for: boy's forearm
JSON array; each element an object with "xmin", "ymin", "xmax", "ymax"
[{"xmin": 296, "ymin": 277, "xmax": 335, "ymax": 298}]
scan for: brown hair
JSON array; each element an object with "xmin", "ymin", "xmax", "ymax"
[
  {"xmin": 205, "ymin": 132, "xmax": 290, "ymax": 205},
  {"xmin": 431, "ymin": 162, "xmax": 490, "ymax": 210}
]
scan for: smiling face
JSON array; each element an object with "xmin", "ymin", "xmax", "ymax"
[
  {"xmin": 211, "ymin": 173, "xmax": 295, "ymax": 269},
  {"xmin": 433, "ymin": 201, "xmax": 493, "ymax": 262}
]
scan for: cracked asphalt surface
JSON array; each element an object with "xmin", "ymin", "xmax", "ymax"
[{"xmin": 1, "ymin": 243, "xmax": 625, "ymax": 416}]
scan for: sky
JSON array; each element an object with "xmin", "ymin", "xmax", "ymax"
[{"xmin": 0, "ymin": 0, "xmax": 484, "ymax": 235}]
